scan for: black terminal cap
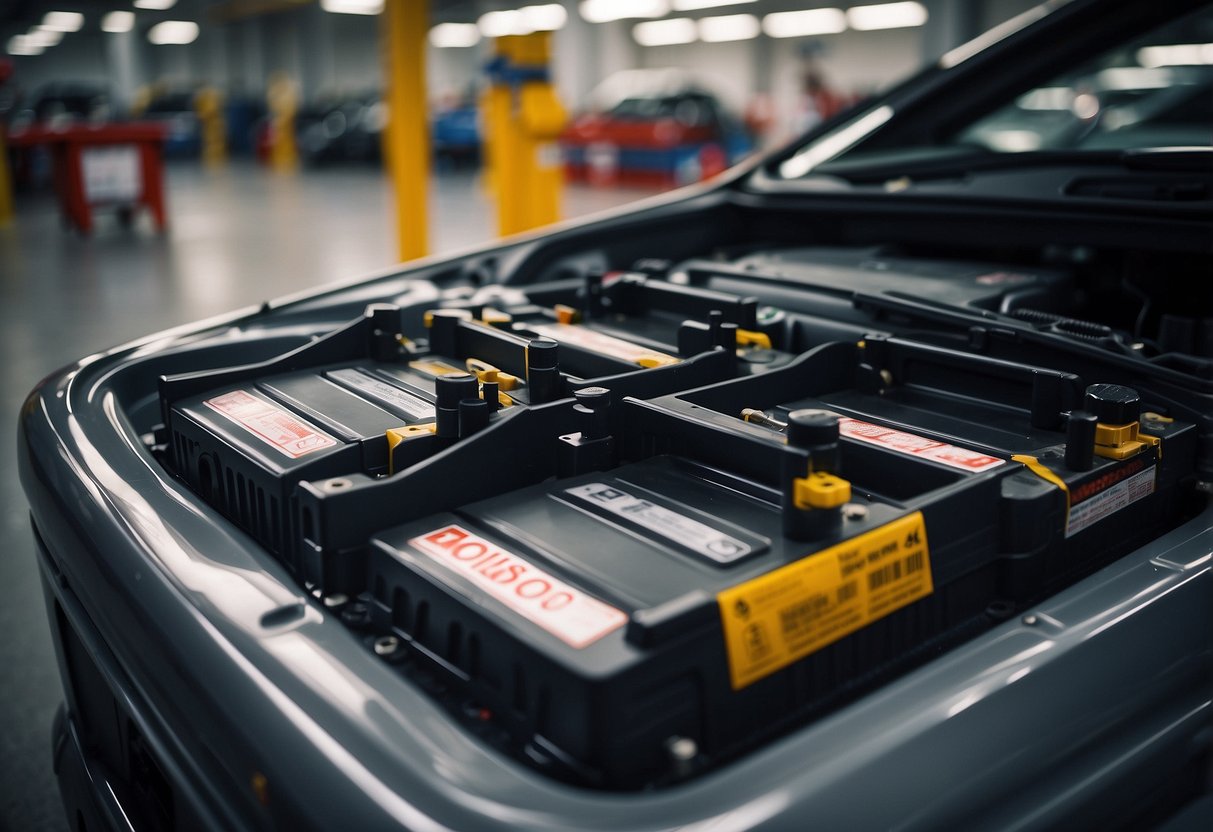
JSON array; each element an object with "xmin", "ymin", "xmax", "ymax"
[
  {"xmin": 786, "ymin": 409, "xmax": 840, "ymax": 448},
  {"xmin": 574, "ymin": 386, "xmax": 610, "ymax": 409},
  {"xmin": 1064, "ymin": 409, "xmax": 1098, "ymax": 471},
  {"xmin": 1084, "ymin": 383, "xmax": 1140, "ymax": 425},
  {"xmin": 528, "ymin": 337, "xmax": 559, "ymax": 369},
  {"xmin": 458, "ymin": 397, "xmax": 490, "ymax": 437},
  {"xmin": 436, "ymin": 372, "xmax": 479, "ymax": 408}
]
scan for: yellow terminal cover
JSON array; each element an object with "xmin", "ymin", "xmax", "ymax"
[
  {"xmin": 794, "ymin": 472, "xmax": 852, "ymax": 510},
  {"xmin": 636, "ymin": 354, "xmax": 680, "ymax": 369},
  {"xmin": 717, "ymin": 512, "xmax": 932, "ymax": 690},
  {"xmin": 736, "ymin": 329, "xmax": 773, "ymax": 350},
  {"xmin": 408, "ymin": 359, "xmax": 466, "ymax": 379},
  {"xmin": 465, "ymin": 358, "xmax": 520, "ymax": 391}
]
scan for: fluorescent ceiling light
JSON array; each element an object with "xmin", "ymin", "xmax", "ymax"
[
  {"xmin": 672, "ymin": 0, "xmax": 756, "ymax": 10},
  {"xmin": 148, "ymin": 20, "xmax": 199, "ymax": 45},
  {"xmin": 7, "ymin": 35, "xmax": 44, "ymax": 56},
  {"xmin": 318, "ymin": 0, "xmax": 382, "ymax": 14},
  {"xmin": 102, "ymin": 11, "xmax": 135, "ymax": 33},
  {"xmin": 1016, "ymin": 87, "xmax": 1073, "ymax": 111},
  {"xmin": 581, "ymin": 0, "xmax": 669, "ymax": 24},
  {"xmin": 1097, "ymin": 67, "xmax": 1174, "ymax": 90},
  {"xmin": 28, "ymin": 28, "xmax": 64, "ymax": 48},
  {"xmin": 133, "ymin": 0, "xmax": 177, "ymax": 9},
  {"xmin": 480, "ymin": 5, "xmax": 568, "ymax": 37},
  {"xmin": 633, "ymin": 17, "xmax": 697, "ymax": 46},
  {"xmin": 429, "ymin": 22, "xmax": 480, "ymax": 48},
  {"xmin": 699, "ymin": 13, "xmax": 759, "ymax": 42},
  {"xmin": 762, "ymin": 8, "xmax": 846, "ymax": 38},
  {"xmin": 1137, "ymin": 43, "xmax": 1213, "ymax": 67},
  {"xmin": 479, "ymin": 10, "xmax": 527, "ymax": 36},
  {"xmin": 847, "ymin": 1, "xmax": 927, "ymax": 31},
  {"xmin": 521, "ymin": 4, "xmax": 568, "ymax": 31},
  {"xmin": 41, "ymin": 11, "xmax": 84, "ymax": 32}
]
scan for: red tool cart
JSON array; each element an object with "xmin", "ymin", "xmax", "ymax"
[{"xmin": 7, "ymin": 122, "xmax": 168, "ymax": 234}]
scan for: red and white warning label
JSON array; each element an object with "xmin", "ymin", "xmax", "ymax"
[
  {"xmin": 1065, "ymin": 454, "xmax": 1157, "ymax": 537},
  {"xmin": 838, "ymin": 417, "xmax": 1005, "ymax": 473},
  {"xmin": 204, "ymin": 390, "xmax": 338, "ymax": 459},
  {"xmin": 409, "ymin": 525, "xmax": 627, "ymax": 649}
]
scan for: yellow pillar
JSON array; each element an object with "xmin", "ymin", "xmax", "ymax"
[
  {"xmin": 382, "ymin": 0, "xmax": 429, "ymax": 261},
  {"xmin": 485, "ymin": 33, "xmax": 565, "ymax": 238},
  {"xmin": 267, "ymin": 72, "xmax": 298, "ymax": 171},
  {"xmin": 0, "ymin": 127, "xmax": 12, "ymax": 227},
  {"xmin": 195, "ymin": 86, "xmax": 227, "ymax": 168}
]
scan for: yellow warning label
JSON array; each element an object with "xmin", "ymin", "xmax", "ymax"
[{"xmin": 717, "ymin": 512, "xmax": 932, "ymax": 690}]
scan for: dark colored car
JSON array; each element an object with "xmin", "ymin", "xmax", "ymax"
[
  {"xmin": 9, "ymin": 82, "xmax": 111, "ymax": 132},
  {"xmin": 18, "ymin": 1, "xmax": 1213, "ymax": 829},
  {"xmin": 295, "ymin": 93, "xmax": 385, "ymax": 164},
  {"xmin": 141, "ymin": 92, "xmax": 202, "ymax": 158}
]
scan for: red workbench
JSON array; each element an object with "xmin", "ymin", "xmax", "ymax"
[{"xmin": 6, "ymin": 122, "xmax": 168, "ymax": 233}]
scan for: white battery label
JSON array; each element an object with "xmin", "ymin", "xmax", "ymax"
[
  {"xmin": 565, "ymin": 483, "xmax": 753, "ymax": 564},
  {"xmin": 838, "ymin": 417, "xmax": 1005, "ymax": 473},
  {"xmin": 409, "ymin": 525, "xmax": 627, "ymax": 649},
  {"xmin": 204, "ymin": 390, "xmax": 337, "ymax": 459},
  {"xmin": 327, "ymin": 369, "xmax": 434, "ymax": 421},
  {"xmin": 529, "ymin": 323, "xmax": 678, "ymax": 367},
  {"xmin": 1065, "ymin": 456, "xmax": 1156, "ymax": 537}
]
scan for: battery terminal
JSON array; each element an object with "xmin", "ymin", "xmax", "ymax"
[
  {"xmin": 466, "ymin": 357, "xmax": 520, "ymax": 391},
  {"xmin": 1084, "ymin": 383, "xmax": 1160, "ymax": 461},
  {"xmin": 735, "ymin": 329, "xmax": 772, "ymax": 350},
  {"xmin": 554, "ymin": 304, "xmax": 581, "ymax": 324},
  {"xmin": 741, "ymin": 408, "xmax": 787, "ymax": 431},
  {"xmin": 794, "ymin": 472, "xmax": 852, "ymax": 510}
]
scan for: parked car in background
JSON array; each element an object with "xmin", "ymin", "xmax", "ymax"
[
  {"xmin": 562, "ymin": 69, "xmax": 754, "ymax": 187},
  {"xmin": 139, "ymin": 91, "xmax": 202, "ymax": 158},
  {"xmin": 431, "ymin": 97, "xmax": 481, "ymax": 166},
  {"xmin": 8, "ymin": 82, "xmax": 110, "ymax": 132},
  {"xmin": 296, "ymin": 92, "xmax": 385, "ymax": 165}
]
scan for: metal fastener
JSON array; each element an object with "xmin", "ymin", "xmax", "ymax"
[{"xmin": 374, "ymin": 635, "xmax": 400, "ymax": 656}]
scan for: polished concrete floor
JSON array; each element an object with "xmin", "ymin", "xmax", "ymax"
[{"xmin": 0, "ymin": 161, "xmax": 656, "ymax": 830}]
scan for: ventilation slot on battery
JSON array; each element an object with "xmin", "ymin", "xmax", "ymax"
[{"xmin": 197, "ymin": 459, "xmax": 277, "ymax": 552}]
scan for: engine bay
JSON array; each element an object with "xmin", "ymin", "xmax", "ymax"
[{"xmin": 144, "ymin": 235, "xmax": 1209, "ymax": 790}]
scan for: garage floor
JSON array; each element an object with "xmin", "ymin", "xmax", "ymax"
[{"xmin": 0, "ymin": 162, "xmax": 656, "ymax": 831}]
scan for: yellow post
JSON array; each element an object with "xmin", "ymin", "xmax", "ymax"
[
  {"xmin": 382, "ymin": 0, "xmax": 429, "ymax": 261},
  {"xmin": 0, "ymin": 127, "xmax": 12, "ymax": 226},
  {"xmin": 485, "ymin": 33, "xmax": 566, "ymax": 238},
  {"xmin": 267, "ymin": 72, "xmax": 299, "ymax": 171},
  {"xmin": 195, "ymin": 86, "xmax": 227, "ymax": 168}
]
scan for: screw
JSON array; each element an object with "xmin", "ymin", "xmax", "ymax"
[
  {"xmin": 843, "ymin": 503, "xmax": 869, "ymax": 521},
  {"xmin": 666, "ymin": 736, "xmax": 698, "ymax": 764},
  {"xmin": 1022, "ymin": 614, "xmax": 1038, "ymax": 626},
  {"xmin": 325, "ymin": 478, "xmax": 352, "ymax": 491},
  {"xmin": 374, "ymin": 635, "xmax": 400, "ymax": 656}
]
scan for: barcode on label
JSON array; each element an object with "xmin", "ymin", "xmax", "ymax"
[
  {"xmin": 868, "ymin": 551, "xmax": 924, "ymax": 592},
  {"xmin": 718, "ymin": 512, "xmax": 933, "ymax": 690}
]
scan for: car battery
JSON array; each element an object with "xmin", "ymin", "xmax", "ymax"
[
  {"xmin": 162, "ymin": 277, "xmax": 790, "ymax": 588},
  {"xmin": 646, "ymin": 334, "xmax": 1196, "ymax": 597},
  {"xmin": 352, "ymin": 335, "xmax": 1194, "ymax": 790}
]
